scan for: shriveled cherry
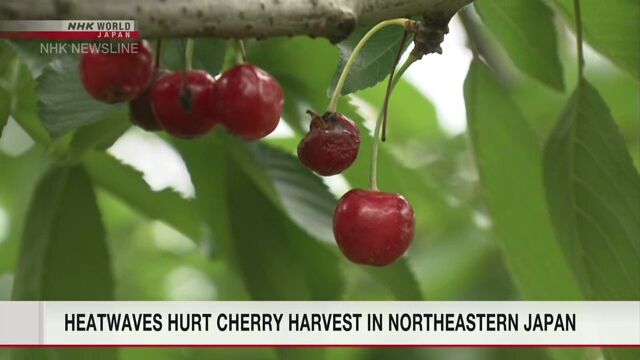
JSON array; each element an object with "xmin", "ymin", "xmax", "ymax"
[
  {"xmin": 128, "ymin": 68, "xmax": 169, "ymax": 131},
  {"xmin": 212, "ymin": 63, "xmax": 284, "ymax": 140},
  {"xmin": 297, "ymin": 110, "xmax": 361, "ymax": 176},
  {"xmin": 333, "ymin": 189, "xmax": 415, "ymax": 267},
  {"xmin": 80, "ymin": 40, "xmax": 154, "ymax": 103},
  {"xmin": 151, "ymin": 70, "xmax": 218, "ymax": 138}
]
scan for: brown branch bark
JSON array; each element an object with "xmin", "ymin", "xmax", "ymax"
[{"xmin": 0, "ymin": 0, "xmax": 473, "ymax": 42}]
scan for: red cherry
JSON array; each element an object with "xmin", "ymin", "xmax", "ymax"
[
  {"xmin": 333, "ymin": 189, "xmax": 415, "ymax": 267},
  {"xmin": 151, "ymin": 70, "xmax": 218, "ymax": 138},
  {"xmin": 80, "ymin": 40, "xmax": 154, "ymax": 103},
  {"xmin": 128, "ymin": 68, "xmax": 170, "ymax": 131},
  {"xmin": 213, "ymin": 63, "xmax": 284, "ymax": 140},
  {"xmin": 297, "ymin": 110, "xmax": 361, "ymax": 176}
]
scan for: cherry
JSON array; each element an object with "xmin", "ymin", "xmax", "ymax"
[
  {"xmin": 212, "ymin": 63, "xmax": 284, "ymax": 140},
  {"xmin": 128, "ymin": 68, "xmax": 169, "ymax": 131},
  {"xmin": 151, "ymin": 70, "xmax": 218, "ymax": 138},
  {"xmin": 297, "ymin": 110, "xmax": 361, "ymax": 176},
  {"xmin": 80, "ymin": 40, "xmax": 154, "ymax": 103},
  {"xmin": 333, "ymin": 189, "xmax": 415, "ymax": 267}
]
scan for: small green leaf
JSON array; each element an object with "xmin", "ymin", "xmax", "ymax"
[
  {"xmin": 328, "ymin": 24, "xmax": 411, "ymax": 96},
  {"xmin": 83, "ymin": 150, "xmax": 202, "ymax": 242},
  {"xmin": 552, "ymin": 0, "xmax": 639, "ymax": 80},
  {"xmin": 543, "ymin": 79, "xmax": 640, "ymax": 303},
  {"xmin": 66, "ymin": 107, "xmax": 131, "ymax": 162},
  {"xmin": 475, "ymin": 0, "xmax": 565, "ymax": 91},
  {"xmin": 36, "ymin": 55, "xmax": 125, "ymax": 140},
  {"xmin": 465, "ymin": 59, "xmax": 584, "ymax": 360}
]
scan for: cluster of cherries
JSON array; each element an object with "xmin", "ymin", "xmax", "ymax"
[
  {"xmin": 79, "ymin": 39, "xmax": 415, "ymax": 267},
  {"xmin": 80, "ymin": 40, "xmax": 284, "ymax": 140}
]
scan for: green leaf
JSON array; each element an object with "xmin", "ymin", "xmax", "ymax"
[
  {"xmin": 226, "ymin": 165, "xmax": 310, "ymax": 299},
  {"xmin": 175, "ymin": 132, "xmax": 345, "ymax": 301},
  {"xmin": 10, "ymin": 164, "xmax": 118, "ymax": 360},
  {"xmin": 0, "ymin": 42, "xmax": 21, "ymax": 137},
  {"xmin": 464, "ymin": 60, "xmax": 583, "ymax": 299},
  {"xmin": 543, "ymin": 79, "xmax": 640, "ymax": 302},
  {"xmin": 0, "ymin": 148, "xmax": 49, "ymax": 274},
  {"xmin": 552, "ymin": 0, "xmax": 639, "ymax": 80},
  {"xmin": 36, "ymin": 54, "xmax": 125, "ymax": 140},
  {"xmin": 474, "ymin": 0, "xmax": 565, "ymax": 91},
  {"xmin": 161, "ymin": 38, "xmax": 229, "ymax": 75},
  {"xmin": 239, "ymin": 135, "xmax": 424, "ymax": 301},
  {"xmin": 83, "ymin": 150, "xmax": 202, "ymax": 242},
  {"xmin": 6, "ymin": 39, "xmax": 63, "ymax": 78},
  {"xmin": 12, "ymin": 165, "xmax": 114, "ymax": 300},
  {"xmin": 0, "ymin": 90, "xmax": 9, "ymax": 138},
  {"xmin": 464, "ymin": 60, "xmax": 585, "ymax": 360},
  {"xmin": 66, "ymin": 107, "xmax": 131, "ymax": 162},
  {"xmin": 175, "ymin": 129, "xmax": 343, "ymax": 300},
  {"xmin": 241, "ymin": 141, "xmax": 337, "ymax": 243},
  {"xmin": 328, "ymin": 24, "xmax": 411, "ymax": 96},
  {"xmin": 9, "ymin": 57, "xmax": 51, "ymax": 148}
]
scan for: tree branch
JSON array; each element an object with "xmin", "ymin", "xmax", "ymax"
[{"xmin": 0, "ymin": 0, "xmax": 473, "ymax": 42}]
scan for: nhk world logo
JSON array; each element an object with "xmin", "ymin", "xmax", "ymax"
[{"xmin": 0, "ymin": 20, "xmax": 139, "ymax": 39}]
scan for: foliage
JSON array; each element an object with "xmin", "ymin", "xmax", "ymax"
[{"xmin": 0, "ymin": 0, "xmax": 638, "ymax": 359}]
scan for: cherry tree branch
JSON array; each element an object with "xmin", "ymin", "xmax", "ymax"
[{"xmin": 0, "ymin": 0, "xmax": 473, "ymax": 42}]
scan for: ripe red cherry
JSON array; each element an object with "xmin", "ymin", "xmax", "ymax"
[
  {"xmin": 333, "ymin": 189, "xmax": 415, "ymax": 267},
  {"xmin": 297, "ymin": 110, "xmax": 361, "ymax": 176},
  {"xmin": 128, "ymin": 68, "xmax": 169, "ymax": 131},
  {"xmin": 80, "ymin": 40, "xmax": 154, "ymax": 103},
  {"xmin": 151, "ymin": 70, "xmax": 218, "ymax": 138},
  {"xmin": 212, "ymin": 63, "xmax": 284, "ymax": 140}
]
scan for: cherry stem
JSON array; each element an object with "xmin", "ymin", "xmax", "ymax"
[
  {"xmin": 381, "ymin": 31, "xmax": 408, "ymax": 142},
  {"xmin": 369, "ymin": 54, "xmax": 418, "ymax": 191},
  {"xmin": 184, "ymin": 38, "xmax": 194, "ymax": 71},
  {"xmin": 180, "ymin": 38, "xmax": 195, "ymax": 112},
  {"xmin": 573, "ymin": 0, "xmax": 584, "ymax": 80},
  {"xmin": 181, "ymin": 38, "xmax": 194, "ymax": 91},
  {"xmin": 154, "ymin": 39, "xmax": 162, "ymax": 70},
  {"xmin": 327, "ymin": 18, "xmax": 411, "ymax": 113},
  {"xmin": 306, "ymin": 110, "xmax": 326, "ymax": 128},
  {"xmin": 235, "ymin": 39, "xmax": 248, "ymax": 63}
]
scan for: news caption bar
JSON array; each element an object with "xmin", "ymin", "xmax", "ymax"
[
  {"xmin": 0, "ymin": 301, "xmax": 639, "ymax": 346},
  {"xmin": 0, "ymin": 20, "xmax": 138, "ymax": 39}
]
